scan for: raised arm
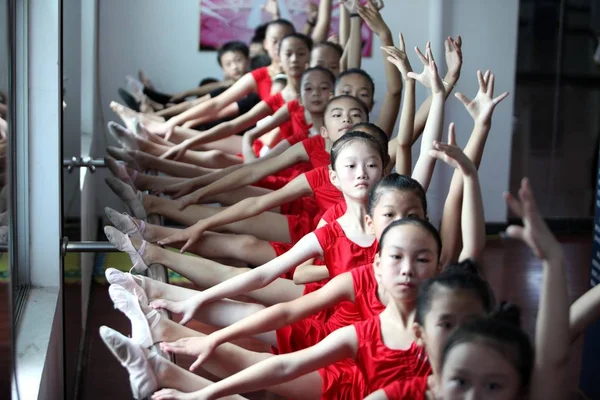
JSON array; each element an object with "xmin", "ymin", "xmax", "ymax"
[
  {"xmin": 429, "ymin": 123, "xmax": 485, "ymax": 265},
  {"xmin": 161, "ymin": 272, "xmax": 355, "ymax": 371},
  {"xmin": 152, "ymin": 233, "xmax": 325, "ymax": 325},
  {"xmin": 409, "ymin": 44, "xmax": 446, "ymax": 191},
  {"xmin": 505, "ymin": 179, "xmax": 569, "ymax": 400},
  {"xmin": 569, "ymin": 283, "xmax": 600, "ymax": 344},
  {"xmin": 192, "ymin": 326, "xmax": 358, "ymax": 400},
  {"xmin": 438, "ymin": 70, "xmax": 509, "ymax": 265},
  {"xmin": 241, "ymin": 105, "xmax": 292, "ymax": 161},
  {"xmin": 159, "ymin": 175, "xmax": 313, "ymax": 252},
  {"xmin": 161, "ymin": 101, "xmax": 273, "ymax": 160},
  {"xmin": 311, "ymin": 0, "xmax": 333, "ymax": 43},
  {"xmin": 381, "ymin": 33, "xmax": 415, "ymax": 174},
  {"xmin": 344, "ymin": 0, "xmax": 363, "ymax": 69},
  {"xmin": 413, "ymin": 36, "xmax": 463, "ymax": 142},
  {"xmin": 173, "ymin": 142, "xmax": 309, "ymax": 209}
]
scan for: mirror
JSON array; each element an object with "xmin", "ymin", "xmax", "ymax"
[{"xmin": 0, "ymin": 0, "xmax": 11, "ymax": 397}]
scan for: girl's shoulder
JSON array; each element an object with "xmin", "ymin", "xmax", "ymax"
[{"xmin": 382, "ymin": 377, "xmax": 429, "ymax": 400}]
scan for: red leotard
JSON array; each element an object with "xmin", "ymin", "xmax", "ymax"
[
  {"xmin": 354, "ymin": 316, "xmax": 431, "ymax": 394},
  {"xmin": 383, "ymin": 377, "xmax": 428, "ymax": 400},
  {"xmin": 303, "ymin": 135, "xmax": 330, "ymax": 169},
  {"xmin": 249, "ymin": 67, "xmax": 273, "ymax": 100},
  {"xmin": 263, "ymin": 92, "xmax": 286, "ymax": 113},
  {"xmin": 314, "ymin": 220, "xmax": 378, "ymax": 278},
  {"xmin": 321, "ymin": 201, "xmax": 347, "ymax": 224}
]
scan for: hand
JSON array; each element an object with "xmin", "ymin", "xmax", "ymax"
[
  {"xmin": 181, "ymin": 119, "xmax": 199, "ymax": 129},
  {"xmin": 357, "ymin": 0, "xmax": 388, "ymax": 37},
  {"xmin": 381, "ymin": 33, "xmax": 412, "ymax": 78},
  {"xmin": 428, "ymin": 122, "xmax": 476, "ymax": 177},
  {"xmin": 445, "ymin": 35, "xmax": 463, "ymax": 80},
  {"xmin": 306, "ymin": 2, "xmax": 318, "ymax": 23},
  {"xmin": 160, "ymin": 336, "xmax": 218, "ymax": 372},
  {"xmin": 342, "ymin": 0, "xmax": 358, "ymax": 13},
  {"xmin": 175, "ymin": 188, "xmax": 206, "ymax": 209},
  {"xmin": 169, "ymin": 93, "xmax": 186, "ymax": 103},
  {"xmin": 144, "ymin": 120, "xmax": 176, "ymax": 141},
  {"xmin": 455, "ymin": 70, "xmax": 509, "ymax": 126},
  {"xmin": 407, "ymin": 44, "xmax": 444, "ymax": 94},
  {"xmin": 262, "ymin": 0, "xmax": 280, "ymax": 19},
  {"xmin": 164, "ymin": 181, "xmax": 199, "ymax": 199},
  {"xmin": 327, "ymin": 33, "xmax": 340, "ymax": 44},
  {"xmin": 152, "ymin": 389, "xmax": 200, "ymax": 400},
  {"xmin": 157, "ymin": 223, "xmax": 205, "ymax": 254},
  {"xmin": 150, "ymin": 295, "xmax": 203, "ymax": 326},
  {"xmin": 241, "ymin": 132, "xmax": 257, "ymax": 162},
  {"xmin": 504, "ymin": 178, "xmax": 561, "ymax": 261},
  {"xmin": 160, "ymin": 139, "xmax": 191, "ymax": 160}
]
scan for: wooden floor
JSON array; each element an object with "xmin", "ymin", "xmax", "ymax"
[{"xmin": 71, "ymin": 234, "xmax": 592, "ymax": 399}]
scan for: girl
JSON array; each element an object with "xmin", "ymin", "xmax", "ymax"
[
  {"xmin": 142, "ymin": 19, "xmax": 295, "ymax": 139},
  {"xmin": 147, "ymin": 33, "xmax": 313, "ymax": 159}
]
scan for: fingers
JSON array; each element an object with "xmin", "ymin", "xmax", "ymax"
[
  {"xmin": 157, "ymin": 233, "xmax": 185, "ymax": 246},
  {"xmin": 406, "ymin": 71, "xmax": 419, "ymax": 81},
  {"xmin": 493, "ymin": 91, "xmax": 509, "ymax": 105},
  {"xmin": 504, "ymin": 225, "xmax": 525, "ymax": 242},
  {"xmin": 455, "ymin": 35, "xmax": 463, "ymax": 48},
  {"xmin": 487, "ymin": 73, "xmax": 495, "ymax": 96},
  {"xmin": 444, "ymin": 38, "xmax": 451, "ymax": 53},
  {"xmin": 149, "ymin": 299, "xmax": 171, "ymax": 311},
  {"xmin": 180, "ymin": 238, "xmax": 195, "ymax": 255},
  {"xmin": 483, "ymin": 69, "xmax": 491, "ymax": 84},
  {"xmin": 190, "ymin": 357, "xmax": 204, "ymax": 372},
  {"xmin": 415, "ymin": 46, "xmax": 428, "ymax": 65},
  {"xmin": 447, "ymin": 122, "xmax": 456, "ymax": 146},
  {"xmin": 398, "ymin": 32, "xmax": 405, "ymax": 51},
  {"xmin": 454, "ymin": 92, "xmax": 471, "ymax": 108},
  {"xmin": 477, "ymin": 70, "xmax": 486, "ymax": 92},
  {"xmin": 503, "ymin": 191, "xmax": 523, "ymax": 217},
  {"xmin": 180, "ymin": 311, "xmax": 193, "ymax": 326}
]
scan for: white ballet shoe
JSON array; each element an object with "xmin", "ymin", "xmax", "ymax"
[
  {"xmin": 108, "ymin": 284, "xmax": 160, "ymax": 349},
  {"xmin": 105, "ymin": 207, "xmax": 146, "ymax": 239},
  {"xmin": 107, "ymin": 121, "xmax": 139, "ymax": 151},
  {"xmin": 105, "ymin": 176, "xmax": 147, "ymax": 220},
  {"xmin": 99, "ymin": 326, "xmax": 158, "ymax": 399},
  {"xmin": 104, "ymin": 226, "xmax": 149, "ymax": 273},
  {"xmin": 105, "ymin": 267, "xmax": 148, "ymax": 305}
]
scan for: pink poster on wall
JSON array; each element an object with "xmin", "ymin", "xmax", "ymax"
[{"xmin": 199, "ymin": 0, "xmax": 372, "ymax": 57}]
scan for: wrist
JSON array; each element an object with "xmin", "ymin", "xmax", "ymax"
[
  {"xmin": 378, "ymin": 29, "xmax": 393, "ymax": 44},
  {"xmin": 444, "ymin": 71, "xmax": 460, "ymax": 86},
  {"xmin": 350, "ymin": 12, "xmax": 360, "ymax": 18}
]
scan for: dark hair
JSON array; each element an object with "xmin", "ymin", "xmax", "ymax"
[
  {"xmin": 217, "ymin": 41, "xmax": 249, "ymax": 65},
  {"xmin": 251, "ymin": 23, "xmax": 268, "ymax": 44},
  {"xmin": 330, "ymin": 131, "xmax": 387, "ymax": 173},
  {"xmin": 301, "ymin": 66, "xmax": 336, "ymax": 87},
  {"xmin": 442, "ymin": 310, "xmax": 534, "ymax": 391},
  {"xmin": 314, "ymin": 41, "xmax": 344, "ymax": 59},
  {"xmin": 266, "ymin": 19, "xmax": 296, "ymax": 35},
  {"xmin": 367, "ymin": 174, "xmax": 427, "ymax": 217},
  {"xmin": 415, "ymin": 259, "xmax": 495, "ymax": 325},
  {"xmin": 279, "ymin": 33, "xmax": 313, "ymax": 54},
  {"xmin": 336, "ymin": 68, "xmax": 376, "ymax": 97},
  {"xmin": 324, "ymin": 95, "xmax": 370, "ymax": 121},
  {"xmin": 378, "ymin": 217, "xmax": 442, "ymax": 261},
  {"xmin": 250, "ymin": 54, "xmax": 272, "ymax": 71},
  {"xmin": 199, "ymin": 78, "xmax": 219, "ymax": 87}
]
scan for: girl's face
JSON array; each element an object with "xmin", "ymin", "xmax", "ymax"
[
  {"xmin": 441, "ymin": 342, "xmax": 521, "ymax": 400},
  {"xmin": 264, "ymin": 24, "xmax": 294, "ymax": 62},
  {"xmin": 376, "ymin": 224, "xmax": 439, "ymax": 302},
  {"xmin": 330, "ymin": 141, "xmax": 382, "ymax": 201},
  {"xmin": 301, "ymin": 71, "xmax": 333, "ymax": 113},
  {"xmin": 310, "ymin": 46, "xmax": 341, "ymax": 76},
  {"xmin": 417, "ymin": 287, "xmax": 486, "ymax": 376},
  {"xmin": 335, "ymin": 73, "xmax": 374, "ymax": 110},
  {"xmin": 279, "ymin": 38, "xmax": 310, "ymax": 78},
  {"xmin": 367, "ymin": 190, "xmax": 426, "ymax": 240},
  {"xmin": 321, "ymin": 98, "xmax": 368, "ymax": 142},
  {"xmin": 220, "ymin": 51, "xmax": 248, "ymax": 81}
]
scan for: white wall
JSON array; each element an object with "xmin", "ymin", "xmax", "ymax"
[{"xmin": 97, "ymin": 0, "xmax": 518, "ymax": 222}]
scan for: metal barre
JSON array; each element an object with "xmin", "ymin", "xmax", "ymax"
[
  {"xmin": 61, "ymin": 238, "xmax": 117, "ymax": 255},
  {"xmin": 63, "ymin": 157, "xmax": 106, "ymax": 173}
]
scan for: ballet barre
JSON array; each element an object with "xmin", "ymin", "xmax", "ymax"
[{"xmin": 63, "ymin": 157, "xmax": 106, "ymax": 173}]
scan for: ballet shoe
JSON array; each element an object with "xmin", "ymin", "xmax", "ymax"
[
  {"xmin": 105, "ymin": 267, "xmax": 148, "ymax": 305},
  {"xmin": 99, "ymin": 326, "xmax": 158, "ymax": 399},
  {"xmin": 105, "ymin": 176, "xmax": 147, "ymax": 220},
  {"xmin": 105, "ymin": 207, "xmax": 145, "ymax": 239},
  {"xmin": 104, "ymin": 226, "xmax": 149, "ymax": 273},
  {"xmin": 107, "ymin": 121, "xmax": 138, "ymax": 151}
]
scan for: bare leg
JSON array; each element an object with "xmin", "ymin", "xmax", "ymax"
[
  {"xmin": 131, "ymin": 150, "xmax": 215, "ymax": 178},
  {"xmin": 131, "ymin": 173, "xmax": 186, "ymax": 192},
  {"xmin": 129, "ymin": 238, "xmax": 303, "ymax": 305},
  {"xmin": 143, "ymin": 195, "xmax": 292, "ymax": 243}
]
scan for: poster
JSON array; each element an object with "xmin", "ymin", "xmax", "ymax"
[{"xmin": 199, "ymin": 0, "xmax": 373, "ymax": 57}]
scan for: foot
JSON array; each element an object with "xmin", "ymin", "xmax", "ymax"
[
  {"xmin": 105, "ymin": 176, "xmax": 147, "ymax": 220},
  {"xmin": 107, "ymin": 121, "xmax": 138, "ymax": 151},
  {"xmin": 105, "ymin": 156, "xmax": 137, "ymax": 188},
  {"xmin": 105, "ymin": 267, "xmax": 148, "ymax": 304},
  {"xmin": 105, "ymin": 206, "xmax": 145, "ymax": 239},
  {"xmin": 104, "ymin": 226, "xmax": 149, "ymax": 273},
  {"xmin": 99, "ymin": 326, "xmax": 158, "ymax": 399},
  {"xmin": 108, "ymin": 284, "xmax": 159, "ymax": 348}
]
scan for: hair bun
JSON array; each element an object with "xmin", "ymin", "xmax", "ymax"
[
  {"xmin": 445, "ymin": 259, "xmax": 481, "ymax": 276},
  {"xmin": 491, "ymin": 301, "xmax": 521, "ymax": 327}
]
